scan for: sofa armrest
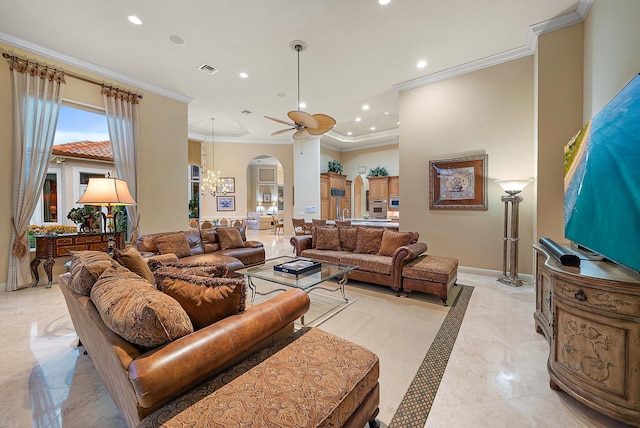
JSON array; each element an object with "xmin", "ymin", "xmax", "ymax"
[
  {"xmin": 389, "ymin": 242, "xmax": 428, "ymax": 288},
  {"xmin": 290, "ymin": 235, "xmax": 312, "ymax": 256},
  {"xmin": 128, "ymin": 288, "xmax": 310, "ymax": 409},
  {"xmin": 145, "ymin": 253, "xmax": 180, "ymax": 264},
  {"xmin": 244, "ymin": 240, "xmax": 264, "ymax": 248}
]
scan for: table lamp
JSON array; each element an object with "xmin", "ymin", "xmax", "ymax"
[{"xmin": 77, "ymin": 174, "xmax": 136, "ymax": 253}]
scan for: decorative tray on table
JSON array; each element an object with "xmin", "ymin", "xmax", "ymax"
[{"xmin": 273, "ymin": 259, "xmax": 321, "ymax": 275}]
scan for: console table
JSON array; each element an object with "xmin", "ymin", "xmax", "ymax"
[
  {"xmin": 534, "ymin": 245, "xmax": 640, "ymax": 426},
  {"xmin": 31, "ymin": 232, "xmax": 124, "ymax": 288}
]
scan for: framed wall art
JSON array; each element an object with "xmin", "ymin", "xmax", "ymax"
[
  {"xmin": 263, "ymin": 193, "xmax": 271, "ymax": 203},
  {"xmin": 429, "ymin": 154, "xmax": 488, "ymax": 210},
  {"xmin": 216, "ymin": 195, "xmax": 235, "ymax": 211},
  {"xmin": 218, "ymin": 177, "xmax": 235, "ymax": 193}
]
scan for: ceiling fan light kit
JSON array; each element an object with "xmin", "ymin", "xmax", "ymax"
[{"xmin": 265, "ymin": 40, "xmax": 336, "ymax": 140}]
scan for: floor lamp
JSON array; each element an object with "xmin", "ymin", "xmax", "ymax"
[
  {"xmin": 495, "ymin": 179, "xmax": 532, "ymax": 286},
  {"xmin": 77, "ymin": 174, "xmax": 137, "ymax": 254}
]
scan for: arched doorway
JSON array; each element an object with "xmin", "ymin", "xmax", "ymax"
[
  {"xmin": 353, "ymin": 175, "xmax": 368, "ymax": 219},
  {"xmin": 246, "ymin": 155, "xmax": 283, "ymax": 215}
]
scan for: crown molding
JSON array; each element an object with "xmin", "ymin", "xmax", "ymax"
[
  {"xmin": 0, "ymin": 32, "xmax": 193, "ymax": 104},
  {"xmin": 394, "ymin": 0, "xmax": 593, "ymax": 93}
]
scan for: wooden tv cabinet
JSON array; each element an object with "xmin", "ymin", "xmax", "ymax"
[{"xmin": 534, "ymin": 245, "xmax": 640, "ymax": 427}]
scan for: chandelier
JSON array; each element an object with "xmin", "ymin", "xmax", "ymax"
[{"xmin": 201, "ymin": 117, "xmax": 223, "ymax": 196}]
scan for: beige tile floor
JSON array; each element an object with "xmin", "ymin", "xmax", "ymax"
[{"xmin": 0, "ymin": 227, "xmax": 631, "ymax": 427}]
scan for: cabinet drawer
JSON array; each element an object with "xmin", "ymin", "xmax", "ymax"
[
  {"xmin": 75, "ymin": 235, "xmax": 104, "ymax": 244},
  {"xmin": 555, "ymin": 279, "xmax": 640, "ymax": 318},
  {"xmin": 57, "ymin": 245, "xmax": 91, "ymax": 256}
]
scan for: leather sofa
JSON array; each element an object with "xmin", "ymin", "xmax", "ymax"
[
  {"xmin": 136, "ymin": 226, "xmax": 265, "ymax": 272},
  {"xmin": 59, "ymin": 271, "xmax": 310, "ymax": 428},
  {"xmin": 290, "ymin": 227, "xmax": 427, "ymax": 292}
]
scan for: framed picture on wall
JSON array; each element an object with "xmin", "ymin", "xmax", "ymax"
[
  {"xmin": 429, "ymin": 154, "xmax": 488, "ymax": 210},
  {"xmin": 218, "ymin": 177, "xmax": 235, "ymax": 193},
  {"xmin": 258, "ymin": 167, "xmax": 276, "ymax": 183},
  {"xmin": 263, "ymin": 193, "xmax": 271, "ymax": 203},
  {"xmin": 217, "ymin": 196, "xmax": 235, "ymax": 211}
]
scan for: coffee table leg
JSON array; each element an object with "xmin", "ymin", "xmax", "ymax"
[
  {"xmin": 246, "ymin": 276, "xmax": 256, "ymax": 303},
  {"xmin": 337, "ymin": 273, "xmax": 349, "ymax": 301}
]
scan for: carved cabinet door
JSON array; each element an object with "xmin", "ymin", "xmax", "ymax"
[{"xmin": 552, "ymin": 297, "xmax": 640, "ymax": 411}]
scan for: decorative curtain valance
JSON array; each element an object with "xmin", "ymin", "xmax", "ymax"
[
  {"xmin": 101, "ymin": 86, "xmax": 140, "ymax": 104},
  {"xmin": 9, "ymin": 57, "xmax": 66, "ymax": 83}
]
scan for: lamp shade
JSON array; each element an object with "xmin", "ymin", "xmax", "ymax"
[
  {"xmin": 495, "ymin": 179, "xmax": 533, "ymax": 195},
  {"xmin": 77, "ymin": 177, "xmax": 136, "ymax": 206}
]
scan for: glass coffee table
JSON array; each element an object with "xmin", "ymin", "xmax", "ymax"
[{"xmin": 237, "ymin": 256, "xmax": 357, "ymax": 304}]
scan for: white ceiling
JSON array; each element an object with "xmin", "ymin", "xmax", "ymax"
[{"xmin": 0, "ymin": 0, "xmax": 584, "ymax": 151}]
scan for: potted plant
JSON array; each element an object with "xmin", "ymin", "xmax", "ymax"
[
  {"xmin": 328, "ymin": 160, "xmax": 344, "ymax": 174},
  {"xmin": 67, "ymin": 206, "xmax": 101, "ymax": 233},
  {"xmin": 367, "ymin": 165, "xmax": 389, "ymax": 177}
]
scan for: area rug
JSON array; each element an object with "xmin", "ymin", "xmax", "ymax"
[{"xmin": 389, "ymin": 284, "xmax": 474, "ymax": 428}]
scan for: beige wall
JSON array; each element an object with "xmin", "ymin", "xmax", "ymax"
[
  {"xmin": 0, "ymin": 42, "xmax": 188, "ymax": 285},
  {"xmin": 399, "ymin": 57, "xmax": 535, "ymax": 273},
  {"xmin": 534, "ymin": 23, "xmax": 584, "ymax": 245},
  {"xmin": 584, "ymin": 0, "xmax": 640, "ymax": 119}
]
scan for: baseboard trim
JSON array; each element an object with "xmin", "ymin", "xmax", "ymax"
[{"xmin": 458, "ymin": 266, "xmax": 534, "ymax": 284}]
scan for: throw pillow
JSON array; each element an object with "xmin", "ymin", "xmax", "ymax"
[
  {"xmin": 338, "ymin": 227, "xmax": 358, "ymax": 252},
  {"xmin": 200, "ymin": 228, "xmax": 221, "ymax": 252},
  {"xmin": 217, "ymin": 227, "xmax": 245, "ymax": 250},
  {"xmin": 154, "ymin": 269, "xmax": 246, "ymax": 329},
  {"xmin": 68, "ymin": 250, "xmax": 118, "ymax": 296},
  {"xmin": 378, "ymin": 230, "xmax": 413, "ymax": 256},
  {"xmin": 353, "ymin": 227, "xmax": 385, "ymax": 254},
  {"xmin": 91, "ymin": 266, "xmax": 194, "ymax": 348},
  {"xmin": 154, "ymin": 233, "xmax": 192, "ymax": 258},
  {"xmin": 315, "ymin": 227, "xmax": 341, "ymax": 251},
  {"xmin": 113, "ymin": 246, "xmax": 155, "ymax": 284},
  {"xmin": 184, "ymin": 229, "xmax": 204, "ymax": 255}
]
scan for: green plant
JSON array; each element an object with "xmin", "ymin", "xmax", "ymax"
[
  {"xmin": 188, "ymin": 193, "xmax": 200, "ymax": 219},
  {"xmin": 367, "ymin": 165, "xmax": 389, "ymax": 177},
  {"xmin": 67, "ymin": 206, "xmax": 101, "ymax": 231},
  {"xmin": 327, "ymin": 160, "xmax": 343, "ymax": 174}
]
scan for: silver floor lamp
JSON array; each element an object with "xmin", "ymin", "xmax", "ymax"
[{"xmin": 495, "ymin": 179, "xmax": 533, "ymax": 286}]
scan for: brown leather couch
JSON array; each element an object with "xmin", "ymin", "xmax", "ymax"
[
  {"xmin": 290, "ymin": 232, "xmax": 427, "ymax": 292},
  {"xmin": 59, "ymin": 272, "xmax": 310, "ymax": 428},
  {"xmin": 136, "ymin": 226, "xmax": 265, "ymax": 272}
]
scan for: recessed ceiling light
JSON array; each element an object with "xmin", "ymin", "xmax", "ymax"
[
  {"xmin": 169, "ymin": 35, "xmax": 184, "ymax": 45},
  {"xmin": 347, "ymin": 132, "xmax": 353, "ymax": 136},
  {"xmin": 127, "ymin": 15, "xmax": 142, "ymax": 25},
  {"xmin": 379, "ymin": 0, "xmax": 391, "ymax": 5},
  {"xmin": 370, "ymin": 127, "xmax": 376, "ymax": 131},
  {"xmin": 355, "ymin": 117, "xmax": 361, "ymax": 122},
  {"xmin": 417, "ymin": 60, "xmax": 427, "ymax": 69},
  {"xmin": 299, "ymin": 102, "xmax": 306, "ymax": 109},
  {"xmin": 239, "ymin": 72, "xmax": 248, "ymax": 79},
  {"xmin": 362, "ymin": 104, "xmax": 370, "ymax": 111},
  {"xmin": 385, "ymin": 112, "xmax": 389, "ymax": 115}
]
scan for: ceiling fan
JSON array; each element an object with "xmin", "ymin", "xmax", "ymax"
[{"xmin": 265, "ymin": 41, "xmax": 336, "ymax": 140}]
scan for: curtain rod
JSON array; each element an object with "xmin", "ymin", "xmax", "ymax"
[{"xmin": 2, "ymin": 52, "xmax": 143, "ymax": 99}]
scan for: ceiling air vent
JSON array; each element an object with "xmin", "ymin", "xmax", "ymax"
[{"xmin": 199, "ymin": 64, "xmax": 218, "ymax": 75}]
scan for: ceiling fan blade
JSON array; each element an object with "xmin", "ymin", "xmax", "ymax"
[
  {"xmin": 265, "ymin": 115, "xmax": 294, "ymax": 126},
  {"xmin": 293, "ymin": 129, "xmax": 311, "ymax": 140},
  {"xmin": 288, "ymin": 110, "xmax": 318, "ymax": 129},
  {"xmin": 307, "ymin": 113, "xmax": 336, "ymax": 135},
  {"xmin": 271, "ymin": 128, "xmax": 294, "ymax": 136}
]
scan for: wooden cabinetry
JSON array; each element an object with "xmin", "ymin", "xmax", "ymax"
[
  {"xmin": 388, "ymin": 176, "xmax": 399, "ymax": 198},
  {"xmin": 320, "ymin": 172, "xmax": 347, "ymax": 220},
  {"xmin": 367, "ymin": 176, "xmax": 389, "ymax": 204},
  {"xmin": 534, "ymin": 246, "xmax": 640, "ymax": 426}
]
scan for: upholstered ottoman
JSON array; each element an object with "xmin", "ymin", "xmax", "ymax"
[
  {"xmin": 139, "ymin": 327, "xmax": 380, "ymax": 428},
  {"xmin": 402, "ymin": 255, "xmax": 458, "ymax": 305}
]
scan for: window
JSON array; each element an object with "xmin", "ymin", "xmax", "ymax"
[
  {"xmin": 32, "ymin": 168, "xmax": 62, "ymax": 224},
  {"xmin": 188, "ymin": 165, "xmax": 201, "ymax": 219}
]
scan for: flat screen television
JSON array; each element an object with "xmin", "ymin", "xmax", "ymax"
[{"xmin": 564, "ymin": 73, "xmax": 640, "ymax": 273}]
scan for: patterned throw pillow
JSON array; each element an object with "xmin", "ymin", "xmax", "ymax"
[
  {"xmin": 68, "ymin": 250, "xmax": 118, "ymax": 296},
  {"xmin": 377, "ymin": 230, "xmax": 413, "ymax": 256},
  {"xmin": 154, "ymin": 233, "xmax": 192, "ymax": 258},
  {"xmin": 91, "ymin": 266, "xmax": 194, "ymax": 348},
  {"xmin": 217, "ymin": 227, "xmax": 245, "ymax": 250},
  {"xmin": 338, "ymin": 227, "xmax": 358, "ymax": 252},
  {"xmin": 315, "ymin": 227, "xmax": 341, "ymax": 250},
  {"xmin": 154, "ymin": 269, "xmax": 246, "ymax": 330},
  {"xmin": 113, "ymin": 246, "xmax": 155, "ymax": 284},
  {"xmin": 353, "ymin": 227, "xmax": 385, "ymax": 254}
]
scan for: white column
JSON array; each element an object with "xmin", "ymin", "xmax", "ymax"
[{"xmin": 293, "ymin": 137, "xmax": 321, "ymax": 221}]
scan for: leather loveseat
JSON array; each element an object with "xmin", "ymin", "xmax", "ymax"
[
  {"xmin": 136, "ymin": 226, "xmax": 265, "ymax": 273},
  {"xmin": 291, "ymin": 226, "xmax": 427, "ymax": 293}
]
